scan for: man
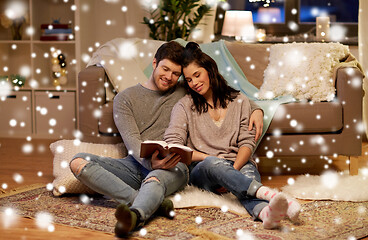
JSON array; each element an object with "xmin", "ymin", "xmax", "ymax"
[{"xmin": 70, "ymin": 41, "xmax": 264, "ymax": 237}]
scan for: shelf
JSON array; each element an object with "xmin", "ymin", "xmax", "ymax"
[
  {"xmin": 0, "ymin": 40, "xmax": 32, "ymax": 44},
  {"xmin": 32, "ymin": 40, "xmax": 76, "ymax": 44},
  {"xmin": 14, "ymin": 86, "xmax": 77, "ymax": 91},
  {"xmin": 0, "ymin": 0, "xmax": 80, "ymax": 139}
]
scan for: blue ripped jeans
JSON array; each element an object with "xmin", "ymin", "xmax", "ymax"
[
  {"xmin": 189, "ymin": 157, "xmax": 268, "ymax": 219},
  {"xmin": 70, "ymin": 153, "xmax": 188, "ymax": 221}
]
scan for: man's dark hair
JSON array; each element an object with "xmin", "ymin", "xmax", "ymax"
[
  {"xmin": 154, "ymin": 41, "xmax": 184, "ymax": 66},
  {"xmin": 182, "ymin": 42, "xmax": 240, "ymax": 114}
]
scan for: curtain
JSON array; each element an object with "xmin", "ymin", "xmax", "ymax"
[{"xmin": 359, "ymin": 0, "xmax": 368, "ymax": 139}]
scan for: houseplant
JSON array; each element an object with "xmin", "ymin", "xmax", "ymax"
[{"xmin": 142, "ymin": 0, "xmax": 213, "ymax": 41}]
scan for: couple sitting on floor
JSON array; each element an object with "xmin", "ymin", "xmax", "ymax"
[{"xmin": 69, "ymin": 40, "xmax": 301, "ymax": 237}]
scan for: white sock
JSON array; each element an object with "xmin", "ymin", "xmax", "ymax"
[
  {"xmin": 256, "ymin": 186, "xmax": 301, "ymax": 222},
  {"xmin": 258, "ymin": 193, "xmax": 288, "ymax": 229}
]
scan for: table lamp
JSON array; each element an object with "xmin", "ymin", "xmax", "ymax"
[{"xmin": 221, "ymin": 10, "xmax": 255, "ymax": 42}]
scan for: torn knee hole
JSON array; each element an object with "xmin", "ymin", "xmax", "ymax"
[
  {"xmin": 70, "ymin": 158, "xmax": 88, "ymax": 175},
  {"xmin": 144, "ymin": 177, "xmax": 160, "ymax": 183}
]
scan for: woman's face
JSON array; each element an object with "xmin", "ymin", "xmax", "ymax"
[{"xmin": 183, "ymin": 62, "xmax": 211, "ymax": 98}]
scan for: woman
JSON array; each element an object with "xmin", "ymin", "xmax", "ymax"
[{"xmin": 164, "ymin": 42, "xmax": 300, "ymax": 229}]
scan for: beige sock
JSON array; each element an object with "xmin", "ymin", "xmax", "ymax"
[
  {"xmin": 256, "ymin": 186, "xmax": 301, "ymax": 222},
  {"xmin": 258, "ymin": 193, "xmax": 288, "ymax": 229}
]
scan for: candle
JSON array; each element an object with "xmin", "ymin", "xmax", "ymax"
[
  {"xmin": 316, "ymin": 16, "xmax": 330, "ymax": 42},
  {"xmin": 256, "ymin": 29, "xmax": 266, "ymax": 42}
]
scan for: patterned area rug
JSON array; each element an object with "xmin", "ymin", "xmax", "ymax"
[{"xmin": 1, "ymin": 187, "xmax": 368, "ymax": 240}]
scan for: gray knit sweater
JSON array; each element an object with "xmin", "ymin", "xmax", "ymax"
[
  {"xmin": 163, "ymin": 94, "xmax": 256, "ymax": 163},
  {"xmin": 113, "ymin": 83, "xmax": 187, "ymax": 170},
  {"xmin": 113, "ymin": 83, "xmax": 259, "ymax": 170}
]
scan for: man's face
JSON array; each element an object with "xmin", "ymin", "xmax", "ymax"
[{"xmin": 151, "ymin": 58, "xmax": 182, "ymax": 92}]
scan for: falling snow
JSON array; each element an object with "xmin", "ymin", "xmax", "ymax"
[
  {"xmin": 0, "ymin": 1, "xmax": 366, "ymax": 239},
  {"xmin": 35, "ymin": 212, "xmax": 54, "ymax": 231}
]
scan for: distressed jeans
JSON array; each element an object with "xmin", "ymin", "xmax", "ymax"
[
  {"xmin": 70, "ymin": 153, "xmax": 189, "ymax": 221},
  {"xmin": 189, "ymin": 156, "xmax": 268, "ymax": 218}
]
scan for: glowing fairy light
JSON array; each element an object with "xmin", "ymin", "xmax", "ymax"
[{"xmin": 2, "ymin": 183, "xmax": 8, "ymax": 189}]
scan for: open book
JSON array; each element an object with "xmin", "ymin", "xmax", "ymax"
[{"xmin": 140, "ymin": 140, "xmax": 193, "ymax": 165}]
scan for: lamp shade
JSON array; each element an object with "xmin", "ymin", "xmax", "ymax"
[{"xmin": 221, "ymin": 10, "xmax": 255, "ymax": 41}]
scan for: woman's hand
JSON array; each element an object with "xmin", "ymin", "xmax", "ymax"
[
  {"xmin": 151, "ymin": 150, "xmax": 181, "ymax": 169},
  {"xmin": 249, "ymin": 109, "xmax": 264, "ymax": 142},
  {"xmin": 192, "ymin": 151, "xmax": 209, "ymax": 162}
]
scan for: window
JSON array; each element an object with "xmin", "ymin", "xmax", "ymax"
[
  {"xmin": 217, "ymin": 0, "xmax": 358, "ymax": 43},
  {"xmin": 245, "ymin": 0, "xmax": 285, "ymax": 23},
  {"xmin": 299, "ymin": 0, "xmax": 358, "ymax": 23}
]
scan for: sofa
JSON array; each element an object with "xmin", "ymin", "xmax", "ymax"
[{"xmin": 77, "ymin": 39, "xmax": 364, "ymax": 175}]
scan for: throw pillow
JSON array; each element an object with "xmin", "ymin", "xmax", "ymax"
[
  {"xmin": 50, "ymin": 140, "xmax": 126, "ymax": 196},
  {"xmin": 257, "ymin": 42, "xmax": 349, "ymax": 102}
]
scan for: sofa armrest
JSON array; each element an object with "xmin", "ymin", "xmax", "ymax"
[
  {"xmin": 335, "ymin": 66, "xmax": 364, "ymax": 155},
  {"xmin": 78, "ymin": 65, "xmax": 119, "ymax": 143}
]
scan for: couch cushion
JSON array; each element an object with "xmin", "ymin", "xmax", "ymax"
[
  {"xmin": 98, "ymin": 103, "xmax": 119, "ymax": 135},
  {"xmin": 266, "ymin": 101, "xmax": 343, "ymax": 134},
  {"xmin": 99, "ymin": 100, "xmax": 343, "ymax": 136},
  {"xmin": 225, "ymin": 41, "xmax": 271, "ymax": 89}
]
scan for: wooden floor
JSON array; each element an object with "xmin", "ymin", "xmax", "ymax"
[{"xmin": 0, "ymin": 138, "xmax": 367, "ymax": 240}]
